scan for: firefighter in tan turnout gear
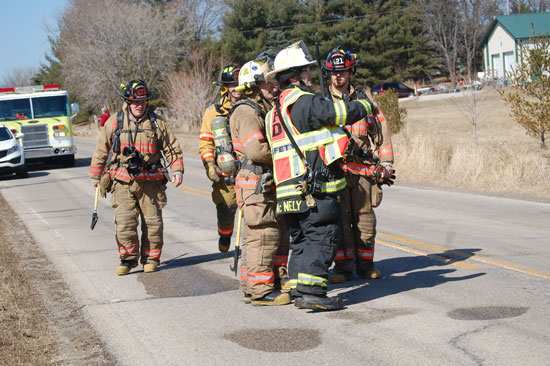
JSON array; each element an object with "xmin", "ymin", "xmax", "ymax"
[
  {"xmin": 229, "ymin": 55, "xmax": 291, "ymax": 306},
  {"xmin": 265, "ymin": 41, "xmax": 374, "ymax": 311},
  {"xmin": 89, "ymin": 80, "xmax": 184, "ymax": 275},
  {"xmin": 323, "ymin": 46, "xmax": 395, "ymax": 283},
  {"xmin": 199, "ymin": 64, "xmax": 243, "ymax": 253}
]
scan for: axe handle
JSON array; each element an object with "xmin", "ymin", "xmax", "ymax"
[
  {"xmin": 93, "ymin": 185, "xmax": 99, "ymax": 212},
  {"xmin": 232, "ymin": 207, "xmax": 243, "ymax": 276}
]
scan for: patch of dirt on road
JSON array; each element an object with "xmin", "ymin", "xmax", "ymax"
[{"xmin": 0, "ymin": 194, "xmax": 114, "ymax": 365}]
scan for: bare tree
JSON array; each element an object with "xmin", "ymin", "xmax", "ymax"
[
  {"xmin": 510, "ymin": 0, "xmax": 550, "ymax": 12},
  {"xmin": 448, "ymin": 85, "xmax": 488, "ymax": 143},
  {"xmin": 528, "ymin": 0, "xmax": 550, "ymax": 11},
  {"xmin": 417, "ymin": 0, "xmax": 461, "ymax": 86},
  {"xmin": 55, "ymin": 0, "xmax": 195, "ymax": 112},
  {"xmin": 1, "ymin": 67, "xmax": 38, "ymax": 87},
  {"xmin": 457, "ymin": 0, "xmax": 498, "ymax": 83},
  {"xmin": 180, "ymin": 0, "xmax": 228, "ymax": 40},
  {"xmin": 165, "ymin": 51, "xmax": 221, "ymax": 131}
]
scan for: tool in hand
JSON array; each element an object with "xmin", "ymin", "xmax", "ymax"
[{"xmin": 91, "ymin": 185, "xmax": 99, "ymax": 230}]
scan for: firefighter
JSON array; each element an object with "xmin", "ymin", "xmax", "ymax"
[
  {"xmin": 89, "ymin": 79, "xmax": 184, "ymax": 275},
  {"xmin": 265, "ymin": 41, "xmax": 374, "ymax": 311},
  {"xmin": 199, "ymin": 64, "xmax": 243, "ymax": 253},
  {"xmin": 324, "ymin": 46, "xmax": 395, "ymax": 283},
  {"xmin": 229, "ymin": 55, "xmax": 291, "ymax": 306}
]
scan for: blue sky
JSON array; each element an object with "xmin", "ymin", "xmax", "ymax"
[{"xmin": 0, "ymin": 0, "xmax": 68, "ymax": 82}]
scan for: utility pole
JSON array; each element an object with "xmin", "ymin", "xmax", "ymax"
[{"xmin": 506, "ymin": 0, "xmax": 510, "ymax": 15}]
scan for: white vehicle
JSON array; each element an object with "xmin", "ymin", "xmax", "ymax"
[
  {"xmin": 0, "ymin": 84, "xmax": 79, "ymax": 167},
  {"xmin": 0, "ymin": 124, "xmax": 27, "ymax": 178}
]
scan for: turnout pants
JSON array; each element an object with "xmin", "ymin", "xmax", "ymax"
[
  {"xmin": 284, "ymin": 194, "xmax": 340, "ymax": 297},
  {"xmin": 236, "ymin": 169, "xmax": 289, "ymax": 299},
  {"xmin": 111, "ymin": 179, "xmax": 167, "ymax": 265},
  {"xmin": 334, "ymin": 174, "xmax": 379, "ymax": 274},
  {"xmin": 212, "ymin": 179, "xmax": 237, "ymax": 238}
]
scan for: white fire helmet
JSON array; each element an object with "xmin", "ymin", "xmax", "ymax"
[
  {"xmin": 237, "ymin": 59, "xmax": 273, "ymax": 90},
  {"xmin": 265, "ymin": 41, "xmax": 316, "ymax": 80}
]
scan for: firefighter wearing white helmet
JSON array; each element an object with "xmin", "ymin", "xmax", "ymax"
[
  {"xmin": 265, "ymin": 41, "xmax": 374, "ymax": 311},
  {"xmin": 229, "ymin": 54, "xmax": 291, "ymax": 306}
]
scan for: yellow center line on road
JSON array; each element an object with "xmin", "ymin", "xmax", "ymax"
[
  {"xmin": 378, "ymin": 232, "xmax": 550, "ymax": 279},
  {"xmin": 172, "ymin": 186, "xmax": 549, "ymax": 279},
  {"xmin": 177, "ymin": 184, "xmax": 211, "ymax": 199}
]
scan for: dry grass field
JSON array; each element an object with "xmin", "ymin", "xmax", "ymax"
[{"xmin": 395, "ymin": 87, "xmax": 550, "ymax": 201}]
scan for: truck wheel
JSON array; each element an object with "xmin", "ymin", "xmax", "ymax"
[
  {"xmin": 61, "ymin": 154, "xmax": 75, "ymax": 168},
  {"xmin": 16, "ymin": 164, "xmax": 28, "ymax": 178}
]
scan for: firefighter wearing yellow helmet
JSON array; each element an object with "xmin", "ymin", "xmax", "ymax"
[
  {"xmin": 229, "ymin": 54, "xmax": 291, "ymax": 306},
  {"xmin": 89, "ymin": 79, "xmax": 184, "ymax": 275},
  {"xmin": 324, "ymin": 46, "xmax": 395, "ymax": 283},
  {"xmin": 265, "ymin": 41, "xmax": 374, "ymax": 311},
  {"xmin": 198, "ymin": 64, "xmax": 243, "ymax": 253}
]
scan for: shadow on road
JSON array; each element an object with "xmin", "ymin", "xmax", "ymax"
[
  {"xmin": 333, "ymin": 249, "xmax": 486, "ymax": 307},
  {"xmin": 161, "ymin": 250, "xmax": 234, "ymax": 269}
]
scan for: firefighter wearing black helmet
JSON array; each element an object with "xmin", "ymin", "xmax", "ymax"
[
  {"xmin": 324, "ymin": 46, "xmax": 395, "ymax": 283},
  {"xmin": 199, "ymin": 64, "xmax": 243, "ymax": 253},
  {"xmin": 89, "ymin": 79, "xmax": 184, "ymax": 275}
]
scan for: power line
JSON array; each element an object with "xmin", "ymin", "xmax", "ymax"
[{"xmin": 239, "ymin": 7, "xmax": 409, "ymax": 34}]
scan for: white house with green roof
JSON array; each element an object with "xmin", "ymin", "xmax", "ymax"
[{"xmin": 478, "ymin": 12, "xmax": 550, "ymax": 79}]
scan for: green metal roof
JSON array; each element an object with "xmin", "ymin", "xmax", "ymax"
[{"xmin": 478, "ymin": 12, "xmax": 550, "ymax": 48}]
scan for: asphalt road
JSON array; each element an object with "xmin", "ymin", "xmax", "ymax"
[{"xmin": 1, "ymin": 137, "xmax": 549, "ymax": 366}]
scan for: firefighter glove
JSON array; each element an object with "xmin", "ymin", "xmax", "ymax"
[
  {"xmin": 206, "ymin": 162, "xmax": 222, "ymax": 183},
  {"xmin": 99, "ymin": 173, "xmax": 112, "ymax": 198},
  {"xmin": 260, "ymin": 172, "xmax": 274, "ymax": 193},
  {"xmin": 380, "ymin": 166, "xmax": 396, "ymax": 186}
]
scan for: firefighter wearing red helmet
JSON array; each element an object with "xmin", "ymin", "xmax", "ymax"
[
  {"xmin": 198, "ymin": 64, "xmax": 243, "ymax": 253},
  {"xmin": 324, "ymin": 46, "xmax": 395, "ymax": 283},
  {"xmin": 89, "ymin": 79, "xmax": 184, "ymax": 275},
  {"xmin": 265, "ymin": 41, "xmax": 374, "ymax": 311}
]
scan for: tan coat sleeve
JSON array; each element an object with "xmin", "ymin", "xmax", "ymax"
[
  {"xmin": 373, "ymin": 108, "xmax": 394, "ymax": 165},
  {"xmin": 198, "ymin": 105, "xmax": 216, "ymax": 166},
  {"xmin": 157, "ymin": 119, "xmax": 184, "ymax": 174},
  {"xmin": 230, "ymin": 104, "xmax": 272, "ymax": 166},
  {"xmin": 89, "ymin": 114, "xmax": 115, "ymax": 180}
]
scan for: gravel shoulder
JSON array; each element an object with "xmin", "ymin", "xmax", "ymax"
[{"xmin": 0, "ymin": 193, "xmax": 114, "ymax": 365}]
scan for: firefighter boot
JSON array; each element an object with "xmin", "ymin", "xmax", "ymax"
[
  {"xmin": 330, "ymin": 272, "xmax": 353, "ymax": 283},
  {"xmin": 243, "ymin": 291, "xmax": 252, "ymax": 304},
  {"xmin": 251, "ymin": 290, "xmax": 291, "ymax": 306},
  {"xmin": 218, "ymin": 235, "xmax": 231, "ymax": 253},
  {"xmin": 295, "ymin": 294, "xmax": 344, "ymax": 311},
  {"xmin": 275, "ymin": 277, "xmax": 291, "ymax": 291},
  {"xmin": 357, "ymin": 264, "xmax": 381, "ymax": 279},
  {"xmin": 143, "ymin": 262, "xmax": 158, "ymax": 273},
  {"xmin": 115, "ymin": 260, "xmax": 138, "ymax": 276}
]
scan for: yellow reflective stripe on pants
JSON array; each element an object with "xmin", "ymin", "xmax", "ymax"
[{"xmin": 297, "ymin": 272, "xmax": 328, "ymax": 288}]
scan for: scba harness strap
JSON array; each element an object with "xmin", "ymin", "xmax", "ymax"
[
  {"xmin": 111, "ymin": 110, "xmax": 173, "ymax": 179},
  {"xmin": 227, "ymin": 99, "xmax": 266, "ymax": 122}
]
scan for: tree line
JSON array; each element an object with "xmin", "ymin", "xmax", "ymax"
[{"xmin": 2, "ymin": 0, "xmax": 547, "ymax": 128}]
